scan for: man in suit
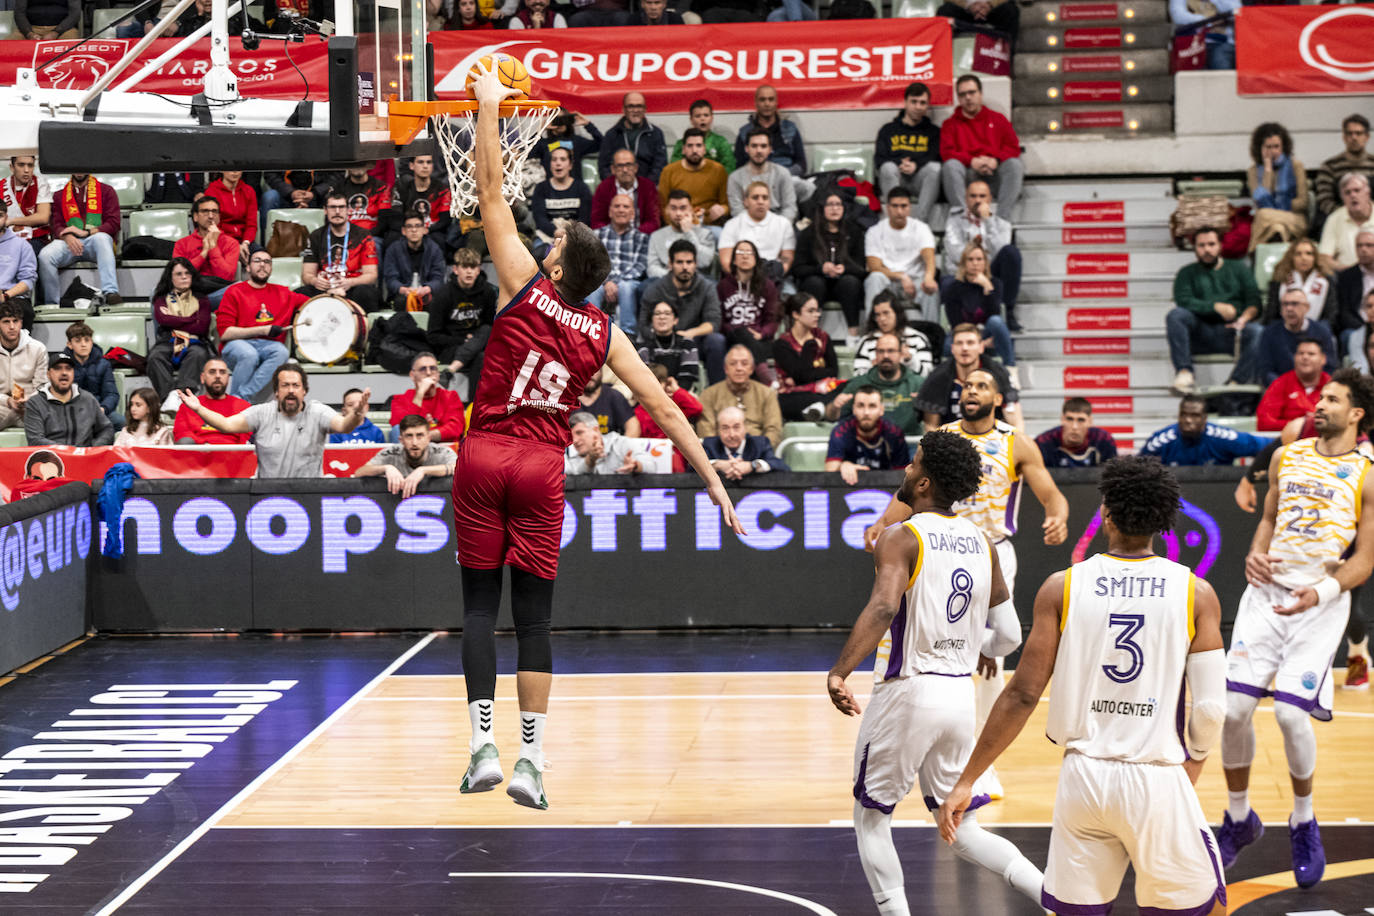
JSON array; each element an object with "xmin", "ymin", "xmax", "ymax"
[
  {"xmin": 702, "ymin": 405, "xmax": 788, "ymax": 477},
  {"xmin": 1325, "ymin": 229, "xmax": 1374, "ymax": 357}
]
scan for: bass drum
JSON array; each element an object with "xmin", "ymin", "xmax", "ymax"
[{"xmin": 293, "ymin": 295, "xmax": 367, "ymax": 365}]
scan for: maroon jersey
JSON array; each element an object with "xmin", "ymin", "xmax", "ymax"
[{"xmin": 469, "ymin": 273, "xmax": 611, "ymax": 448}]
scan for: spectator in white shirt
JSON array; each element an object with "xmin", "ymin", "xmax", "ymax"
[
  {"xmin": 565, "ymin": 410, "xmax": 644, "ymax": 475},
  {"xmin": 864, "ymin": 186, "xmax": 937, "ymax": 315},
  {"xmin": 719, "ymin": 181, "xmax": 795, "ymax": 277}
]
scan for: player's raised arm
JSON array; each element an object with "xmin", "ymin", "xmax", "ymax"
[
  {"xmin": 471, "ymin": 63, "xmax": 539, "ymax": 303},
  {"xmin": 606, "ymin": 327, "xmax": 744, "ymax": 536},
  {"xmin": 1013, "ymin": 433, "xmax": 1068, "ymax": 546},
  {"xmin": 826, "ymin": 524, "xmax": 921, "ymax": 716},
  {"xmin": 939, "ymin": 569, "xmax": 1064, "ymax": 843}
]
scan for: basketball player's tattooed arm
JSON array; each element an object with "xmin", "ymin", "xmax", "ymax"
[
  {"xmin": 1245, "ymin": 444, "xmax": 1287, "ymax": 588},
  {"xmin": 1278, "ymin": 458, "xmax": 1374, "ymax": 614},
  {"xmin": 471, "ymin": 63, "xmax": 538, "ymax": 305},
  {"xmin": 606, "ymin": 327, "xmax": 745, "ymax": 537},
  {"xmin": 826, "ymin": 525, "xmax": 921, "ymax": 716},
  {"xmin": 938, "ymin": 570, "xmax": 1064, "ymax": 843},
  {"xmin": 1013, "ymin": 433, "xmax": 1068, "ymax": 546}
]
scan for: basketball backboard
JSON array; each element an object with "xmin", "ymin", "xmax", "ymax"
[{"xmin": 14, "ymin": 0, "xmax": 436, "ymax": 173}]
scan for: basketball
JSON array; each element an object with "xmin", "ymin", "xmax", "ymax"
[{"xmin": 466, "ymin": 53, "xmax": 531, "ymax": 99}]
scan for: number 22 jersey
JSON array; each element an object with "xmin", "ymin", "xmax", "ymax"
[{"xmin": 468, "ymin": 273, "xmax": 612, "ymax": 448}]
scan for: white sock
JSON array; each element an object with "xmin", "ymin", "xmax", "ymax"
[
  {"xmin": 519, "ymin": 712, "xmax": 546, "ymax": 769},
  {"xmin": 1227, "ymin": 789, "xmax": 1250, "ymax": 822},
  {"xmin": 1291, "ymin": 792, "xmax": 1314, "ymax": 826},
  {"xmin": 468, "ymin": 699, "xmax": 494, "ymax": 754},
  {"xmin": 1350, "ymin": 638, "xmax": 1369, "ymax": 659},
  {"xmin": 855, "ymin": 802, "xmax": 907, "ymax": 913}
]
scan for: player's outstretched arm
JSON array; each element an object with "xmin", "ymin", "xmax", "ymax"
[
  {"xmin": 862, "ymin": 491, "xmax": 914, "ymax": 552},
  {"xmin": 1013, "ymin": 433, "xmax": 1068, "ymax": 545},
  {"xmin": 471, "ymin": 63, "xmax": 539, "ymax": 304},
  {"xmin": 606, "ymin": 326, "xmax": 744, "ymax": 536},
  {"xmin": 826, "ymin": 524, "xmax": 920, "ymax": 716},
  {"xmin": 938, "ymin": 569, "xmax": 1063, "ymax": 844}
]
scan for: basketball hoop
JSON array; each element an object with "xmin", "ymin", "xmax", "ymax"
[{"xmin": 389, "ymin": 99, "xmax": 562, "ymax": 216}]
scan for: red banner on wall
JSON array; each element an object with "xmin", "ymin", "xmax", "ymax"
[
  {"xmin": 0, "ymin": 20, "xmax": 952, "ymax": 115},
  {"xmin": 1236, "ymin": 5, "xmax": 1374, "ymax": 96}
]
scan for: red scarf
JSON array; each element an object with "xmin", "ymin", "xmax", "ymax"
[{"xmin": 61, "ymin": 178, "xmax": 101, "ymax": 230}]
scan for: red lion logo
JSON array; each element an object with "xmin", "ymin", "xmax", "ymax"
[{"xmin": 32, "ymin": 39, "xmax": 128, "ymax": 91}]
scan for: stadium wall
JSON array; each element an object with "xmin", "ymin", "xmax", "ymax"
[
  {"xmin": 0, "ymin": 484, "xmax": 92, "ymax": 674},
  {"xmin": 90, "ymin": 468, "xmax": 1252, "ymax": 633}
]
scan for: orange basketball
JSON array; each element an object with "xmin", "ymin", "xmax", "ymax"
[{"xmin": 466, "ymin": 53, "xmax": 531, "ymax": 99}]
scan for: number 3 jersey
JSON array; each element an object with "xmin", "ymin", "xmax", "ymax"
[
  {"xmin": 469, "ymin": 273, "xmax": 612, "ymax": 448},
  {"xmin": 1268, "ymin": 437, "xmax": 1371, "ymax": 590},
  {"xmin": 873, "ymin": 511, "xmax": 993, "ymax": 683},
  {"xmin": 1047, "ymin": 554, "xmax": 1196, "ymax": 765}
]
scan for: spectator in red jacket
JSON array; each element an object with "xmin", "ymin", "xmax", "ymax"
[
  {"xmin": 202, "ymin": 170, "xmax": 259, "ymax": 262},
  {"xmin": 172, "ymin": 197, "xmax": 239, "ymax": 298},
  {"xmin": 591, "ymin": 148, "xmax": 660, "ymax": 234},
  {"xmin": 1256, "ymin": 337, "xmax": 1330, "ymax": 432},
  {"xmin": 939, "ymin": 75, "xmax": 1023, "ymax": 220},
  {"xmin": 633, "ymin": 362, "xmax": 703, "ymax": 438},
  {"xmin": 388, "ymin": 351, "xmax": 466, "ymax": 442},
  {"xmin": 39, "ymin": 174, "xmax": 122, "ymax": 305},
  {"xmin": 173, "ymin": 357, "xmax": 251, "ymax": 444}
]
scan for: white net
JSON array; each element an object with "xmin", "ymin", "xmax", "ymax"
[{"xmin": 432, "ymin": 104, "xmax": 560, "ymax": 218}]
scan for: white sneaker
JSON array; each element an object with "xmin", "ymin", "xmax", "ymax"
[
  {"xmin": 1170, "ymin": 368, "xmax": 1196, "ymax": 395},
  {"xmin": 460, "ymin": 743, "xmax": 503, "ymax": 794},
  {"xmin": 506, "ymin": 757, "xmax": 548, "ymax": 810}
]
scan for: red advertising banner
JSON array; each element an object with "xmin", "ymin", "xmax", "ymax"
[
  {"xmin": 1062, "ymin": 80, "xmax": 1122, "ymax": 103},
  {"xmin": 1086, "ymin": 396, "xmax": 1133, "ymax": 413},
  {"xmin": 1062, "ymin": 280, "xmax": 1129, "ymax": 298},
  {"xmin": 1062, "ymin": 109, "xmax": 1124, "ymax": 129},
  {"xmin": 1063, "ymin": 337, "xmax": 1130, "ymax": 355},
  {"xmin": 429, "ymin": 20, "xmax": 953, "ymax": 113},
  {"xmin": 0, "ymin": 20, "xmax": 952, "ymax": 114},
  {"xmin": 1067, "ymin": 307, "xmax": 1131, "ymax": 330},
  {"xmin": 1067, "ymin": 252, "xmax": 1130, "ymax": 274},
  {"xmin": 1063, "ymin": 27, "xmax": 1122, "ymax": 49},
  {"xmin": 1063, "ymin": 366, "xmax": 1129, "ymax": 389},
  {"xmin": 1063, "ymin": 201, "xmax": 1125, "ymax": 223},
  {"xmin": 1062, "ymin": 228, "xmax": 1127, "ymax": 245},
  {"xmin": 0, "ymin": 445, "xmax": 397, "ymax": 501},
  {"xmin": 1237, "ymin": 5, "xmax": 1374, "ymax": 96},
  {"xmin": 1060, "ymin": 4, "xmax": 1119, "ymax": 22},
  {"xmin": 1062, "ymin": 54, "xmax": 1122, "ymax": 73}
]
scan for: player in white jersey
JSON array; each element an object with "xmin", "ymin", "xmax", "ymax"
[
  {"xmin": 828, "ymin": 430, "xmax": 1043, "ymax": 916},
  {"xmin": 1216, "ymin": 367, "xmax": 1374, "ymax": 888},
  {"xmin": 866, "ymin": 368, "xmax": 1069, "ymax": 798},
  {"xmin": 938, "ymin": 456, "xmax": 1228, "ymax": 915}
]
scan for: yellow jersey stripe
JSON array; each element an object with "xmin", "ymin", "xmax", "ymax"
[
  {"xmin": 1060, "ymin": 568, "xmax": 1072, "ymax": 633},
  {"xmin": 1186, "ymin": 573, "xmax": 1197, "ymax": 642},
  {"xmin": 903, "ymin": 521, "xmax": 924, "ymax": 590}
]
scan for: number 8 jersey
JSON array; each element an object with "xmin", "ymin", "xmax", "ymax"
[
  {"xmin": 873, "ymin": 511, "xmax": 993, "ymax": 683},
  {"xmin": 469, "ymin": 273, "xmax": 612, "ymax": 448},
  {"xmin": 1047, "ymin": 554, "xmax": 1196, "ymax": 765}
]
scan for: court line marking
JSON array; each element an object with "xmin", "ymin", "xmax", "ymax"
[
  {"xmin": 445, "ymin": 871, "xmax": 838, "ymax": 913},
  {"xmin": 93, "ymin": 632, "xmax": 438, "ymax": 916},
  {"xmin": 211, "ymin": 821, "xmax": 1059, "ymax": 830}
]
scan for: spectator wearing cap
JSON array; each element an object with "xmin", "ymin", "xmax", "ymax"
[
  {"xmin": 354, "ymin": 413, "xmax": 456, "ymax": 497},
  {"xmin": 62, "ymin": 321, "xmax": 120, "ymax": 427},
  {"xmin": 25, "ymin": 352, "xmax": 115, "ymax": 447}
]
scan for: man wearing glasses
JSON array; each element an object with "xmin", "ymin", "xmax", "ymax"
[
  {"xmin": 218, "ymin": 250, "xmax": 309, "ymax": 401},
  {"xmin": 298, "ymin": 189, "xmax": 381, "ymax": 312},
  {"xmin": 596, "ymin": 92, "xmax": 667, "ymax": 183},
  {"xmin": 1315, "ymin": 115, "xmax": 1374, "ymax": 228},
  {"xmin": 173, "ymin": 197, "xmax": 240, "ymax": 304},
  {"xmin": 388, "ymin": 350, "xmax": 466, "ymax": 442}
]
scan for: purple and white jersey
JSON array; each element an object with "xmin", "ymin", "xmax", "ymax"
[
  {"xmin": 1047, "ymin": 553, "xmax": 1196, "ymax": 765},
  {"xmin": 872, "ymin": 511, "xmax": 993, "ymax": 683}
]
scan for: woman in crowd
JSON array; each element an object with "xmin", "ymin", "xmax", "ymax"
[
  {"xmin": 791, "ymin": 190, "xmax": 867, "ymax": 342},
  {"xmin": 636, "ymin": 300, "xmax": 701, "ymax": 390},
  {"xmin": 941, "ymin": 243, "xmax": 1015, "ymax": 377},
  {"xmin": 146, "ymin": 257, "xmax": 215, "ymax": 400},
  {"xmin": 1247, "ymin": 122, "xmax": 1309, "ymax": 251},
  {"xmin": 772, "ymin": 293, "xmax": 842, "ymax": 421},
  {"xmin": 632, "ymin": 363, "xmax": 703, "ymax": 439},
  {"xmin": 114, "ymin": 388, "xmax": 173, "ymax": 447},
  {"xmin": 853, "ymin": 290, "xmax": 940, "ymax": 376},
  {"xmin": 445, "ymin": 0, "xmax": 493, "ymax": 27},
  {"xmin": 717, "ymin": 239, "xmax": 780, "ymax": 384},
  {"xmin": 1263, "ymin": 237, "xmax": 1333, "ymax": 322}
]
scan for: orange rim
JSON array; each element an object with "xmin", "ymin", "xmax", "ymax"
[{"xmin": 388, "ymin": 98, "xmax": 562, "ymax": 145}]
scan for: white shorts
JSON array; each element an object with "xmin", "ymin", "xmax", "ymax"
[
  {"xmin": 852, "ymin": 674, "xmax": 992, "ymax": 815},
  {"xmin": 1043, "ymin": 753, "xmax": 1226, "ymax": 915},
  {"xmin": 995, "ymin": 538, "xmax": 1017, "ymax": 599},
  {"xmin": 1227, "ymin": 581, "xmax": 1349, "ymax": 721}
]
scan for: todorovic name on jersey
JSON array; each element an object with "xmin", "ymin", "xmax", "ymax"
[
  {"xmin": 1094, "ymin": 574, "xmax": 1168, "ymax": 598},
  {"xmin": 1089, "ymin": 698, "xmax": 1158, "ymax": 718},
  {"xmin": 531, "ymin": 286, "xmax": 602, "ymax": 340},
  {"xmin": 927, "ymin": 531, "xmax": 985, "ymax": 555}
]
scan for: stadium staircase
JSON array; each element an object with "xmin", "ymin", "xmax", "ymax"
[{"xmin": 1013, "ymin": 0, "xmax": 1173, "ymax": 139}]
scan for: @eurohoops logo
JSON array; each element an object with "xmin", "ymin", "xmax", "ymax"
[
  {"xmin": 33, "ymin": 38, "xmax": 130, "ymax": 90},
  {"xmin": 1298, "ymin": 6, "xmax": 1374, "ymax": 82}
]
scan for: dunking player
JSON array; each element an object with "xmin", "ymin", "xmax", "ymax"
[
  {"xmin": 828, "ymin": 430, "xmax": 1043, "ymax": 916},
  {"xmin": 1216, "ymin": 367, "xmax": 1374, "ymax": 886},
  {"xmin": 939, "ymin": 456, "xmax": 1229, "ymax": 916},
  {"xmin": 866, "ymin": 368, "xmax": 1068, "ymax": 797},
  {"xmin": 457, "ymin": 63, "xmax": 744, "ymax": 810}
]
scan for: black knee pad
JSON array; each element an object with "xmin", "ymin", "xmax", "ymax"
[{"xmin": 511, "ymin": 567, "xmax": 554, "ymax": 673}]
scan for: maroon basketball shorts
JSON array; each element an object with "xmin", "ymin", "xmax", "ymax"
[{"xmin": 451, "ymin": 429, "xmax": 565, "ymax": 579}]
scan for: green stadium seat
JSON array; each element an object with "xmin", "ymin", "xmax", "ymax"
[
  {"xmin": 782, "ymin": 421, "xmax": 832, "ymax": 440},
  {"xmin": 810, "ymin": 145, "xmax": 872, "ymax": 183},
  {"xmin": 0, "ymin": 12, "xmax": 15, "ymax": 39},
  {"xmin": 100, "ymin": 174, "xmax": 145, "ymax": 210},
  {"xmin": 83, "ymin": 314, "xmax": 150, "ymax": 358},
  {"xmin": 128, "ymin": 208, "xmax": 189, "ymax": 243},
  {"xmin": 1252, "ymin": 242, "xmax": 1288, "ymax": 290},
  {"xmin": 410, "ymin": 311, "xmax": 429, "ymax": 331},
  {"xmin": 0, "ymin": 428, "xmax": 26, "ymax": 447},
  {"xmin": 777, "ymin": 437, "xmax": 830, "ymax": 472},
  {"xmin": 953, "ymin": 35, "xmax": 976, "ymax": 75},
  {"xmin": 266, "ymin": 208, "xmax": 325, "ymax": 234},
  {"xmin": 268, "ymin": 257, "xmax": 304, "ymax": 288},
  {"xmin": 91, "ymin": 6, "xmax": 126, "ymax": 32},
  {"xmin": 892, "ymin": 0, "xmax": 936, "ymax": 16},
  {"xmin": 581, "ymin": 158, "xmax": 599, "ymax": 186}
]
